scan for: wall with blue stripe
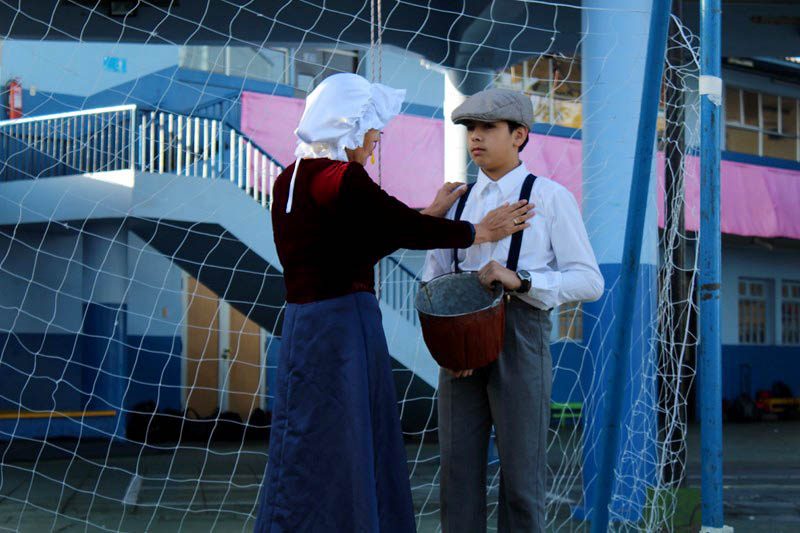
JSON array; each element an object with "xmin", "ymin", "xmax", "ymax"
[
  {"xmin": 0, "ymin": 226, "xmax": 86, "ymax": 429},
  {"xmin": 721, "ymin": 240, "xmax": 800, "ymax": 345},
  {"xmin": 723, "ymin": 345, "xmax": 800, "ymax": 400},
  {"xmin": 720, "ymin": 240, "xmax": 800, "ymax": 400},
  {"xmin": 0, "ymin": 223, "xmax": 185, "ymax": 439},
  {"xmin": 550, "ymin": 341, "xmax": 587, "ymax": 405},
  {"xmin": 123, "ymin": 232, "xmax": 184, "ymax": 412}
]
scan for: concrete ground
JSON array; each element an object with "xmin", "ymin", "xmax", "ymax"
[
  {"xmin": 686, "ymin": 421, "xmax": 800, "ymax": 533},
  {"xmin": 0, "ymin": 422, "xmax": 797, "ymax": 532}
]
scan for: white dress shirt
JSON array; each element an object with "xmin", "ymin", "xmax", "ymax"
[{"xmin": 422, "ymin": 163, "xmax": 604, "ymax": 310}]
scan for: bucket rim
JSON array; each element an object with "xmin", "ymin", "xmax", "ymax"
[{"xmin": 415, "ymin": 271, "xmax": 505, "ymax": 318}]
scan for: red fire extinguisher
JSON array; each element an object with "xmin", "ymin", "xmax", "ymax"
[{"xmin": 6, "ymin": 78, "xmax": 22, "ymax": 119}]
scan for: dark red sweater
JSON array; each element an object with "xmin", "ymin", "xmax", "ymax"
[{"xmin": 271, "ymin": 158, "xmax": 475, "ymax": 304}]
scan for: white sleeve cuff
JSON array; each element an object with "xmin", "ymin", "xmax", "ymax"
[{"xmin": 527, "ymin": 271, "xmax": 562, "ymax": 309}]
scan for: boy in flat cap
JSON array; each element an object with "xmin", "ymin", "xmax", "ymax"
[{"xmin": 422, "ymin": 88, "xmax": 604, "ymax": 532}]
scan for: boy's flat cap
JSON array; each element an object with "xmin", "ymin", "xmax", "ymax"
[{"xmin": 452, "ymin": 88, "xmax": 533, "ymax": 129}]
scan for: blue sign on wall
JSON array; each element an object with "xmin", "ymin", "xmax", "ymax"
[{"xmin": 102, "ymin": 56, "xmax": 127, "ymax": 74}]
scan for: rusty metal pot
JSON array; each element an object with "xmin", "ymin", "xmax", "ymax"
[{"xmin": 415, "ymin": 272, "xmax": 505, "ymax": 371}]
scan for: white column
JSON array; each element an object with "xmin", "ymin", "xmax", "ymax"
[{"xmin": 443, "ymin": 69, "xmax": 494, "ymax": 184}]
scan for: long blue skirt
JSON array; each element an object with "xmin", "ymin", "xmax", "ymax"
[{"xmin": 255, "ymin": 292, "xmax": 416, "ymax": 532}]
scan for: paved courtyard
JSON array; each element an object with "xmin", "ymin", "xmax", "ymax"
[{"xmin": 0, "ymin": 422, "xmax": 797, "ymax": 531}]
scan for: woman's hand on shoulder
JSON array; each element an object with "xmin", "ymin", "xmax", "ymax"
[{"xmin": 421, "ymin": 181, "xmax": 468, "ymax": 218}]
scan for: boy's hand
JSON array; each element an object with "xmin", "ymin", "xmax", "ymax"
[
  {"xmin": 421, "ymin": 182, "xmax": 467, "ymax": 217},
  {"xmin": 478, "ymin": 260, "xmax": 522, "ymax": 291}
]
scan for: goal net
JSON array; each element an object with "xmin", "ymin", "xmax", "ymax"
[{"xmin": 0, "ymin": 1, "xmax": 701, "ymax": 531}]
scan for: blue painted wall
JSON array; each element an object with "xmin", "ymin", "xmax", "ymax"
[
  {"xmin": 550, "ymin": 341, "xmax": 587, "ymax": 405},
  {"xmin": 125, "ymin": 335, "xmax": 183, "ymax": 412},
  {"xmin": 719, "ymin": 239, "xmax": 800, "ymax": 401},
  {"xmin": 0, "ymin": 332, "xmax": 182, "ymax": 414},
  {"xmin": 580, "ymin": 260, "xmax": 658, "ymax": 522},
  {"xmin": 723, "ymin": 345, "xmax": 800, "ymax": 400},
  {"xmin": 0, "ymin": 332, "xmax": 84, "ymax": 412},
  {"xmin": 0, "ymin": 225, "xmax": 185, "ymax": 440},
  {"xmin": 720, "ymin": 240, "xmax": 800, "ymax": 345},
  {"xmin": 125, "ymin": 232, "xmax": 185, "ymax": 413}
]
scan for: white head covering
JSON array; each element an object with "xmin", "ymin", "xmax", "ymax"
[{"xmin": 285, "ymin": 73, "xmax": 406, "ymax": 213}]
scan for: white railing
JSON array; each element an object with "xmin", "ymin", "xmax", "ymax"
[
  {"xmin": 378, "ymin": 256, "xmax": 421, "ymax": 327},
  {"xmin": 0, "ymin": 105, "xmax": 137, "ymax": 179},
  {"xmin": 136, "ymin": 109, "xmax": 282, "ymax": 207},
  {"xmin": 0, "ymin": 105, "xmax": 284, "ymax": 208}
]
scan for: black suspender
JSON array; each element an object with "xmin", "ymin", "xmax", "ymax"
[
  {"xmin": 452, "ymin": 174, "xmax": 538, "ymax": 273},
  {"xmin": 452, "ymin": 183, "xmax": 475, "ymax": 274},
  {"xmin": 506, "ymin": 173, "xmax": 537, "ymax": 272}
]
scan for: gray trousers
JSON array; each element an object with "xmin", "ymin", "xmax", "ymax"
[{"xmin": 438, "ymin": 297, "xmax": 552, "ymax": 533}]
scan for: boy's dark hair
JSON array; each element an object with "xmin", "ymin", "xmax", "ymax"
[{"xmin": 507, "ymin": 121, "xmax": 530, "ymax": 152}]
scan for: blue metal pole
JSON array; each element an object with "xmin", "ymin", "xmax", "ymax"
[
  {"xmin": 700, "ymin": 0, "xmax": 724, "ymax": 527},
  {"xmin": 589, "ymin": 1, "xmax": 672, "ymax": 531}
]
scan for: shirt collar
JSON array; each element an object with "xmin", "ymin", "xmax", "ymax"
[{"xmin": 473, "ymin": 162, "xmax": 530, "ymax": 198}]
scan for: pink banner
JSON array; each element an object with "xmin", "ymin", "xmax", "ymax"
[
  {"xmin": 657, "ymin": 155, "xmax": 800, "ymax": 238},
  {"xmin": 242, "ymin": 91, "xmax": 800, "ymax": 241},
  {"xmin": 241, "ymin": 91, "xmax": 444, "ymax": 207},
  {"xmin": 241, "ymin": 93, "xmax": 304, "ymax": 170},
  {"xmin": 523, "ymin": 134, "xmax": 583, "ymax": 205}
]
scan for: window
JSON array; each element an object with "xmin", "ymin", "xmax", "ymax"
[
  {"xmin": 781, "ymin": 280, "xmax": 800, "ymax": 345},
  {"xmin": 556, "ymin": 302, "xmax": 583, "ymax": 342},
  {"xmin": 178, "ymin": 45, "xmax": 359, "ymax": 94},
  {"xmin": 495, "ymin": 55, "xmax": 582, "ymax": 128},
  {"xmin": 179, "ymin": 46, "xmax": 290, "ymax": 84},
  {"xmin": 725, "ymin": 86, "xmax": 800, "ymax": 161},
  {"xmin": 496, "ymin": 54, "xmax": 671, "ymax": 138},
  {"xmin": 293, "ymin": 47, "xmax": 359, "ymax": 95},
  {"xmin": 738, "ymin": 278, "xmax": 773, "ymax": 345}
]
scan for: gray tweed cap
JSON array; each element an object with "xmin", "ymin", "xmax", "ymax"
[{"xmin": 451, "ymin": 88, "xmax": 534, "ymax": 129}]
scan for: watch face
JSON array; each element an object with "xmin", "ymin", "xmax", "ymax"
[{"xmin": 516, "ymin": 270, "xmax": 532, "ymax": 292}]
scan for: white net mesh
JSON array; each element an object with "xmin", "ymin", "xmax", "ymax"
[{"xmin": 0, "ymin": 1, "xmax": 702, "ymax": 531}]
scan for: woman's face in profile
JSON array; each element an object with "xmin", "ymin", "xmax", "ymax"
[{"xmin": 346, "ymin": 129, "xmax": 381, "ymax": 166}]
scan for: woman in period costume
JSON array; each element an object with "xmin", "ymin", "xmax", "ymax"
[{"xmin": 255, "ymin": 73, "xmax": 533, "ymax": 533}]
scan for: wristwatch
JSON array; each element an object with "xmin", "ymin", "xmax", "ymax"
[{"xmin": 515, "ymin": 270, "xmax": 532, "ymax": 293}]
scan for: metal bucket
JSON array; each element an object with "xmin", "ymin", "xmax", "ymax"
[{"xmin": 415, "ymin": 272, "xmax": 505, "ymax": 371}]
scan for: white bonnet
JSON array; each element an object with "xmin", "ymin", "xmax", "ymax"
[{"xmin": 285, "ymin": 73, "xmax": 406, "ymax": 213}]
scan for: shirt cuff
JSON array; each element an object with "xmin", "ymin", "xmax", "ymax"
[
  {"xmin": 464, "ymin": 222, "xmax": 476, "ymax": 247},
  {"xmin": 527, "ymin": 271, "xmax": 561, "ymax": 309}
]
